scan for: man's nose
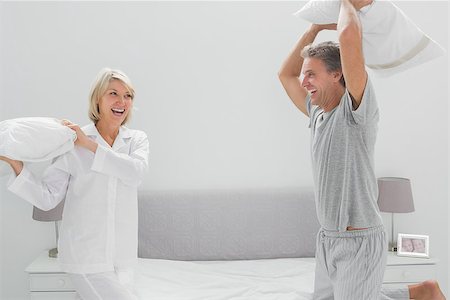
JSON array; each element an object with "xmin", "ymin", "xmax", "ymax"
[{"xmin": 301, "ymin": 76, "xmax": 308, "ymax": 88}]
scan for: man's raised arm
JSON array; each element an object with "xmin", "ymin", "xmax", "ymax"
[
  {"xmin": 279, "ymin": 24, "xmax": 337, "ymax": 116},
  {"xmin": 337, "ymin": 0, "xmax": 372, "ymax": 109}
]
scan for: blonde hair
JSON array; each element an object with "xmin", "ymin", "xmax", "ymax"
[{"xmin": 88, "ymin": 68, "xmax": 136, "ymax": 125}]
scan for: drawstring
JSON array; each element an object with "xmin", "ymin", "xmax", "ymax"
[{"xmin": 319, "ymin": 229, "xmax": 326, "ymax": 242}]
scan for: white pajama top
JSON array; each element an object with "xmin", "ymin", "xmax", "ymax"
[{"xmin": 8, "ymin": 123, "xmax": 149, "ymax": 274}]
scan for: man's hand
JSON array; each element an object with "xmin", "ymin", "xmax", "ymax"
[{"xmin": 312, "ymin": 24, "xmax": 338, "ymax": 32}]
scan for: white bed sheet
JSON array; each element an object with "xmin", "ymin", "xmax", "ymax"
[{"xmin": 134, "ymin": 257, "xmax": 315, "ymax": 300}]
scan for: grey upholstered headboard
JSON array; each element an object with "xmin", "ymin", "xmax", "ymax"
[{"xmin": 138, "ymin": 187, "xmax": 319, "ymax": 260}]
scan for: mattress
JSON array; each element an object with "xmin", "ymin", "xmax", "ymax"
[{"xmin": 134, "ymin": 257, "xmax": 315, "ymax": 300}]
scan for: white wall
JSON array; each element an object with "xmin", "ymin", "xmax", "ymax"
[
  {"xmin": 0, "ymin": 1, "xmax": 448, "ymax": 299},
  {"xmin": 0, "ymin": 1, "xmax": 3, "ymax": 295},
  {"xmin": 373, "ymin": 2, "xmax": 448, "ymax": 297}
]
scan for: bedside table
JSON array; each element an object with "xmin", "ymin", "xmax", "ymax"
[
  {"xmin": 384, "ymin": 251, "xmax": 438, "ymax": 288},
  {"xmin": 25, "ymin": 251, "xmax": 78, "ymax": 299}
]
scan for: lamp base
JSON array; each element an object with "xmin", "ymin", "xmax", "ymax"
[
  {"xmin": 48, "ymin": 248, "xmax": 58, "ymax": 258},
  {"xmin": 389, "ymin": 241, "xmax": 398, "ymax": 252}
]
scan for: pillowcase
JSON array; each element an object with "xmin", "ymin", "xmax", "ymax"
[
  {"xmin": 294, "ymin": 0, "xmax": 446, "ymax": 77},
  {"xmin": 294, "ymin": 0, "xmax": 341, "ymax": 24},
  {"xmin": 0, "ymin": 117, "xmax": 76, "ymax": 175}
]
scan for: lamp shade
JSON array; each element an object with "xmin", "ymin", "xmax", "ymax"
[
  {"xmin": 32, "ymin": 200, "xmax": 64, "ymax": 222},
  {"xmin": 377, "ymin": 177, "xmax": 415, "ymax": 213}
]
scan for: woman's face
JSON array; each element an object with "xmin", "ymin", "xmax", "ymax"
[{"xmin": 97, "ymin": 79, "xmax": 133, "ymax": 127}]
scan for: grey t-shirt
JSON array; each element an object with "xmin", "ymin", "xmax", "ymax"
[{"xmin": 306, "ymin": 77, "xmax": 383, "ymax": 232}]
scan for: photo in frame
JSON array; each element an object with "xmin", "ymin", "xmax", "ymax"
[{"xmin": 397, "ymin": 233, "xmax": 429, "ymax": 258}]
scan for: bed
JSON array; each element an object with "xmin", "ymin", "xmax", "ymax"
[
  {"xmin": 135, "ymin": 187, "xmax": 320, "ymax": 299},
  {"xmin": 134, "ymin": 257, "xmax": 315, "ymax": 299}
]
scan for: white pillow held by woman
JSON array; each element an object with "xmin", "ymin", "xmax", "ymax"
[{"xmin": 0, "ymin": 117, "xmax": 76, "ymax": 175}]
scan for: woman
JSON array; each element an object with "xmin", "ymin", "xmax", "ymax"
[{"xmin": 1, "ymin": 68, "xmax": 149, "ymax": 299}]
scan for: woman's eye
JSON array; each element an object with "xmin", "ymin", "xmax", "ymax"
[
  {"xmin": 110, "ymin": 92, "xmax": 117, "ymax": 96},
  {"xmin": 125, "ymin": 94, "xmax": 132, "ymax": 99}
]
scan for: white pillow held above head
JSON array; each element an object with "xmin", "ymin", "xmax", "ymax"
[
  {"xmin": 294, "ymin": 0, "xmax": 446, "ymax": 77},
  {"xmin": 294, "ymin": 0, "xmax": 341, "ymax": 24},
  {"xmin": 0, "ymin": 117, "xmax": 77, "ymax": 175}
]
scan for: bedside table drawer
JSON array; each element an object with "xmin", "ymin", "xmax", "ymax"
[
  {"xmin": 384, "ymin": 264, "xmax": 436, "ymax": 283},
  {"xmin": 29, "ymin": 273, "xmax": 74, "ymax": 291},
  {"xmin": 30, "ymin": 291, "xmax": 78, "ymax": 300}
]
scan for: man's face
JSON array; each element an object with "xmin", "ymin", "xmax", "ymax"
[{"xmin": 301, "ymin": 57, "xmax": 339, "ymax": 107}]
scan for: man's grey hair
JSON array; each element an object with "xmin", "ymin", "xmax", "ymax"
[{"xmin": 301, "ymin": 41, "xmax": 345, "ymax": 87}]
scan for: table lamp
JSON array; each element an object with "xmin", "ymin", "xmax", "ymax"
[
  {"xmin": 377, "ymin": 177, "xmax": 415, "ymax": 251},
  {"xmin": 32, "ymin": 200, "xmax": 64, "ymax": 258}
]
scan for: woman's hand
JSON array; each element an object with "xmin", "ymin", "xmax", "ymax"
[
  {"xmin": 0, "ymin": 156, "xmax": 23, "ymax": 176},
  {"xmin": 347, "ymin": 0, "xmax": 373, "ymax": 11},
  {"xmin": 62, "ymin": 120, "xmax": 98, "ymax": 153}
]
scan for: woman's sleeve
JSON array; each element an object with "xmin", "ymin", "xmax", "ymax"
[
  {"xmin": 90, "ymin": 131, "xmax": 149, "ymax": 187},
  {"xmin": 7, "ymin": 157, "xmax": 70, "ymax": 211}
]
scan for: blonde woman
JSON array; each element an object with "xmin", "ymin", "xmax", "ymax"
[{"xmin": 1, "ymin": 68, "xmax": 149, "ymax": 299}]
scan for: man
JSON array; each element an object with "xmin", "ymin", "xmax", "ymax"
[{"xmin": 278, "ymin": 0, "xmax": 445, "ymax": 299}]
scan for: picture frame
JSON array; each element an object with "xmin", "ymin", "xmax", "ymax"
[{"xmin": 397, "ymin": 233, "xmax": 429, "ymax": 258}]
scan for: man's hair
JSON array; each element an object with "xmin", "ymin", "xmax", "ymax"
[{"xmin": 301, "ymin": 41, "xmax": 345, "ymax": 87}]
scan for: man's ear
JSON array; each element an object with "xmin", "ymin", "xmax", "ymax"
[{"xmin": 332, "ymin": 71, "xmax": 342, "ymax": 82}]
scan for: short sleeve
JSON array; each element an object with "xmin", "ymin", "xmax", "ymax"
[{"xmin": 348, "ymin": 77, "xmax": 379, "ymax": 125}]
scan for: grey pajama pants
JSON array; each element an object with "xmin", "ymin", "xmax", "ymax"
[{"xmin": 313, "ymin": 226, "xmax": 410, "ymax": 300}]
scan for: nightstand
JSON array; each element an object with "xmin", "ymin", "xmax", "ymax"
[
  {"xmin": 384, "ymin": 251, "xmax": 438, "ymax": 288},
  {"xmin": 25, "ymin": 251, "xmax": 77, "ymax": 299}
]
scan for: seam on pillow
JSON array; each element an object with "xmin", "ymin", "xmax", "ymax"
[{"xmin": 366, "ymin": 34, "xmax": 429, "ymax": 70}]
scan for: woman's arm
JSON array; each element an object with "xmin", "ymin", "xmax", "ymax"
[
  {"xmin": 90, "ymin": 132, "xmax": 149, "ymax": 187},
  {"xmin": 0, "ymin": 156, "xmax": 23, "ymax": 176},
  {"xmin": 61, "ymin": 120, "xmax": 149, "ymax": 187},
  {"xmin": 6, "ymin": 158, "xmax": 70, "ymax": 211}
]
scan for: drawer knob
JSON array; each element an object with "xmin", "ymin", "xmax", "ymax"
[{"xmin": 58, "ymin": 279, "xmax": 66, "ymax": 287}]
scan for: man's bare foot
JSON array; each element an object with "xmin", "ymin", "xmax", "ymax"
[{"xmin": 409, "ymin": 280, "xmax": 446, "ymax": 300}]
